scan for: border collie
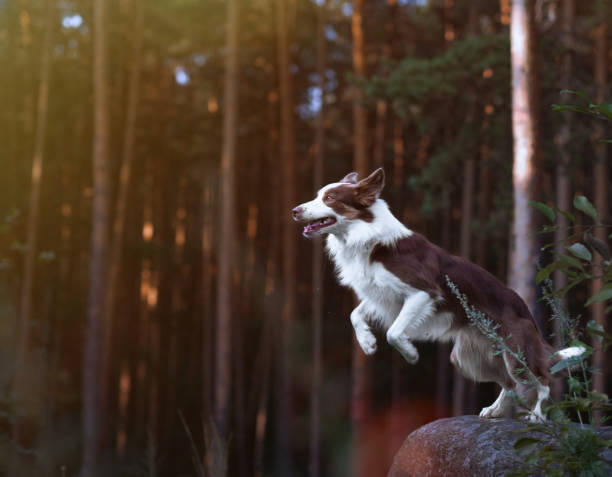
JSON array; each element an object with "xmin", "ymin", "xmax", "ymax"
[{"xmin": 292, "ymin": 168, "xmax": 584, "ymax": 421}]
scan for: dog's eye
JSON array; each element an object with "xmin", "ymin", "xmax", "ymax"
[{"xmin": 324, "ymin": 194, "xmax": 334, "ymax": 202}]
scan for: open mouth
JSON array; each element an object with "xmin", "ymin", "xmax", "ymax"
[{"xmin": 303, "ymin": 217, "xmax": 336, "ymax": 236}]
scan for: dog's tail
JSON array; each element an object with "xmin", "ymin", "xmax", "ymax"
[{"xmin": 549, "ymin": 345, "xmax": 588, "ymax": 375}]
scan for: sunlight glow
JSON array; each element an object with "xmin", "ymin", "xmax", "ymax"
[
  {"xmin": 174, "ymin": 66, "xmax": 190, "ymax": 85},
  {"xmin": 62, "ymin": 14, "xmax": 83, "ymax": 29},
  {"xmin": 61, "ymin": 203, "xmax": 72, "ymax": 217},
  {"xmin": 175, "ymin": 226, "xmax": 186, "ymax": 246},
  {"xmin": 140, "ymin": 263, "xmax": 151, "ymax": 300},
  {"xmin": 247, "ymin": 204, "xmax": 258, "ymax": 240},
  {"xmin": 325, "ymin": 26, "xmax": 337, "ymax": 41},
  {"xmin": 309, "ymin": 86, "xmax": 322, "ymax": 114},
  {"xmin": 147, "ymin": 287, "xmax": 158, "ymax": 308},
  {"xmin": 208, "ymin": 96, "xmax": 218, "ymax": 113},
  {"xmin": 142, "ymin": 221, "xmax": 154, "ymax": 241}
]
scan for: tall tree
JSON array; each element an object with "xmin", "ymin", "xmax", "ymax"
[
  {"xmin": 351, "ymin": 1, "xmax": 371, "ymax": 475},
  {"xmin": 508, "ymin": 0, "xmax": 539, "ymax": 308},
  {"xmin": 452, "ymin": 0, "xmax": 477, "ymax": 417},
  {"xmin": 81, "ymin": 0, "xmax": 111, "ymax": 474},
  {"xmin": 11, "ymin": 0, "xmax": 53, "ymax": 466},
  {"xmin": 215, "ymin": 0, "xmax": 239, "ymax": 440},
  {"xmin": 100, "ymin": 0, "xmax": 144, "ymax": 445},
  {"xmin": 276, "ymin": 0, "xmax": 297, "ymax": 473},
  {"xmin": 552, "ymin": 0, "xmax": 574, "ymax": 400},
  {"xmin": 310, "ymin": 2, "xmax": 326, "ymax": 476},
  {"xmin": 591, "ymin": 13, "xmax": 608, "ymax": 421}
]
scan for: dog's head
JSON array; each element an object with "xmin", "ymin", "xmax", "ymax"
[{"xmin": 292, "ymin": 168, "xmax": 385, "ymax": 238}]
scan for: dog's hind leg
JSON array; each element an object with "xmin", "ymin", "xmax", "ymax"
[
  {"xmin": 386, "ymin": 291, "xmax": 435, "ymax": 364},
  {"xmin": 529, "ymin": 381, "xmax": 550, "ymax": 422},
  {"xmin": 479, "ymin": 388, "xmax": 514, "ymax": 418},
  {"xmin": 502, "ymin": 352, "xmax": 550, "ymax": 421}
]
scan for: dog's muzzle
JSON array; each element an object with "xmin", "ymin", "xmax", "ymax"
[{"xmin": 292, "ymin": 206, "xmax": 304, "ymax": 221}]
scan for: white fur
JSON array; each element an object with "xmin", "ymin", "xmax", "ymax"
[
  {"xmin": 479, "ymin": 388, "xmax": 512, "ymax": 418},
  {"xmin": 554, "ymin": 346, "xmax": 586, "ymax": 360}
]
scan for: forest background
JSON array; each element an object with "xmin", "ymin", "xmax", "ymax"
[{"xmin": 0, "ymin": 0, "xmax": 610, "ymax": 476}]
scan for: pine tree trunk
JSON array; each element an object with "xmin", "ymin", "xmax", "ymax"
[
  {"xmin": 215, "ymin": 0, "xmax": 239, "ymax": 441},
  {"xmin": 550, "ymin": 0, "xmax": 574, "ymax": 401},
  {"xmin": 81, "ymin": 0, "xmax": 111, "ymax": 473},
  {"xmin": 508, "ymin": 0, "xmax": 538, "ymax": 309},
  {"xmin": 202, "ymin": 171, "xmax": 215, "ymax": 424},
  {"xmin": 351, "ymin": 1, "xmax": 371, "ymax": 475},
  {"xmin": 310, "ymin": 3, "xmax": 326, "ymax": 476},
  {"xmin": 591, "ymin": 19, "xmax": 608, "ymax": 423},
  {"xmin": 100, "ymin": 0, "xmax": 144, "ymax": 447},
  {"xmin": 11, "ymin": 0, "xmax": 53, "ymax": 469},
  {"xmin": 276, "ymin": 0, "xmax": 297, "ymax": 473},
  {"xmin": 253, "ymin": 85, "xmax": 280, "ymax": 477}
]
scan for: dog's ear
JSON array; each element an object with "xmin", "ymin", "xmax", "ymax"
[
  {"xmin": 340, "ymin": 172, "xmax": 359, "ymax": 184},
  {"xmin": 355, "ymin": 168, "xmax": 385, "ymax": 207}
]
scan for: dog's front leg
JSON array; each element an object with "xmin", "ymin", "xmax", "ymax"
[
  {"xmin": 350, "ymin": 302, "xmax": 377, "ymax": 355},
  {"xmin": 386, "ymin": 291, "xmax": 435, "ymax": 364}
]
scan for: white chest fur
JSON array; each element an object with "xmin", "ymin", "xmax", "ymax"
[{"xmin": 326, "ymin": 236, "xmax": 418, "ymax": 328}]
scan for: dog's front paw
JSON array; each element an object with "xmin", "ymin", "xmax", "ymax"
[
  {"xmin": 356, "ymin": 330, "xmax": 377, "ymax": 355},
  {"xmin": 400, "ymin": 342, "xmax": 419, "ymax": 364}
]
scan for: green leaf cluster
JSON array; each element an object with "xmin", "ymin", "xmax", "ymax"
[{"xmin": 532, "ymin": 195, "xmax": 611, "ymax": 311}]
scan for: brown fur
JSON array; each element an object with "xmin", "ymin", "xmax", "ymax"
[{"xmin": 371, "ymin": 232, "xmax": 553, "ymax": 389}]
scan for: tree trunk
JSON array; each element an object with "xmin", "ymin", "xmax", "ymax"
[
  {"xmin": 11, "ymin": 0, "xmax": 52, "ymax": 465},
  {"xmin": 100, "ymin": 0, "xmax": 144, "ymax": 446},
  {"xmin": 276, "ymin": 0, "xmax": 297, "ymax": 473},
  {"xmin": 311, "ymin": 2, "xmax": 325, "ymax": 474},
  {"xmin": 309, "ymin": 3, "xmax": 326, "ymax": 477},
  {"xmin": 351, "ymin": 1, "xmax": 371, "ymax": 475},
  {"xmin": 508, "ymin": 0, "xmax": 538, "ymax": 309},
  {"xmin": 550, "ymin": 0, "xmax": 574, "ymax": 400},
  {"xmin": 215, "ymin": 0, "xmax": 239, "ymax": 441},
  {"xmin": 591, "ymin": 19, "xmax": 608, "ymax": 423},
  {"xmin": 202, "ymin": 171, "xmax": 215, "ymax": 424},
  {"xmin": 254, "ymin": 85, "xmax": 280, "ymax": 477},
  {"xmin": 134, "ymin": 162, "xmax": 155, "ymax": 448},
  {"xmin": 476, "ymin": 124, "xmax": 491, "ymax": 269},
  {"xmin": 81, "ymin": 0, "xmax": 111, "ymax": 473}
]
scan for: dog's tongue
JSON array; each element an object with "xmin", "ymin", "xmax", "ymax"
[{"xmin": 303, "ymin": 217, "xmax": 336, "ymax": 236}]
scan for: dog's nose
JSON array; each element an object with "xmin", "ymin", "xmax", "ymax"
[{"xmin": 292, "ymin": 206, "xmax": 303, "ymax": 221}]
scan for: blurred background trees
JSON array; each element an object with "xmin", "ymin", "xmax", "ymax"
[{"xmin": 0, "ymin": 0, "xmax": 610, "ymax": 475}]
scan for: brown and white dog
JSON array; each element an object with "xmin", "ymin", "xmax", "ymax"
[{"xmin": 292, "ymin": 168, "xmax": 584, "ymax": 421}]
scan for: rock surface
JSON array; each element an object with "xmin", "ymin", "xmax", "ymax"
[{"xmin": 388, "ymin": 415, "xmax": 612, "ymax": 477}]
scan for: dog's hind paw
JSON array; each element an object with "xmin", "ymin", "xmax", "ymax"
[
  {"xmin": 526, "ymin": 411, "xmax": 545, "ymax": 423},
  {"xmin": 479, "ymin": 405, "xmax": 501, "ymax": 418}
]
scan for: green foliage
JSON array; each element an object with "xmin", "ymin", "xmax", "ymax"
[
  {"xmin": 508, "ymin": 115, "xmax": 612, "ymax": 474},
  {"xmin": 371, "ymin": 34, "xmax": 510, "ymax": 109},
  {"xmin": 553, "ymin": 90, "xmax": 612, "ymax": 125},
  {"xmin": 509, "ymin": 425, "xmax": 611, "ymax": 477},
  {"xmin": 366, "ymin": 32, "xmax": 514, "ymax": 221},
  {"xmin": 531, "ymin": 195, "xmax": 612, "ymax": 308}
]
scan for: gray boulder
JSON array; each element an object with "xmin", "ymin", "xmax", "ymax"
[{"xmin": 388, "ymin": 415, "xmax": 612, "ymax": 476}]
